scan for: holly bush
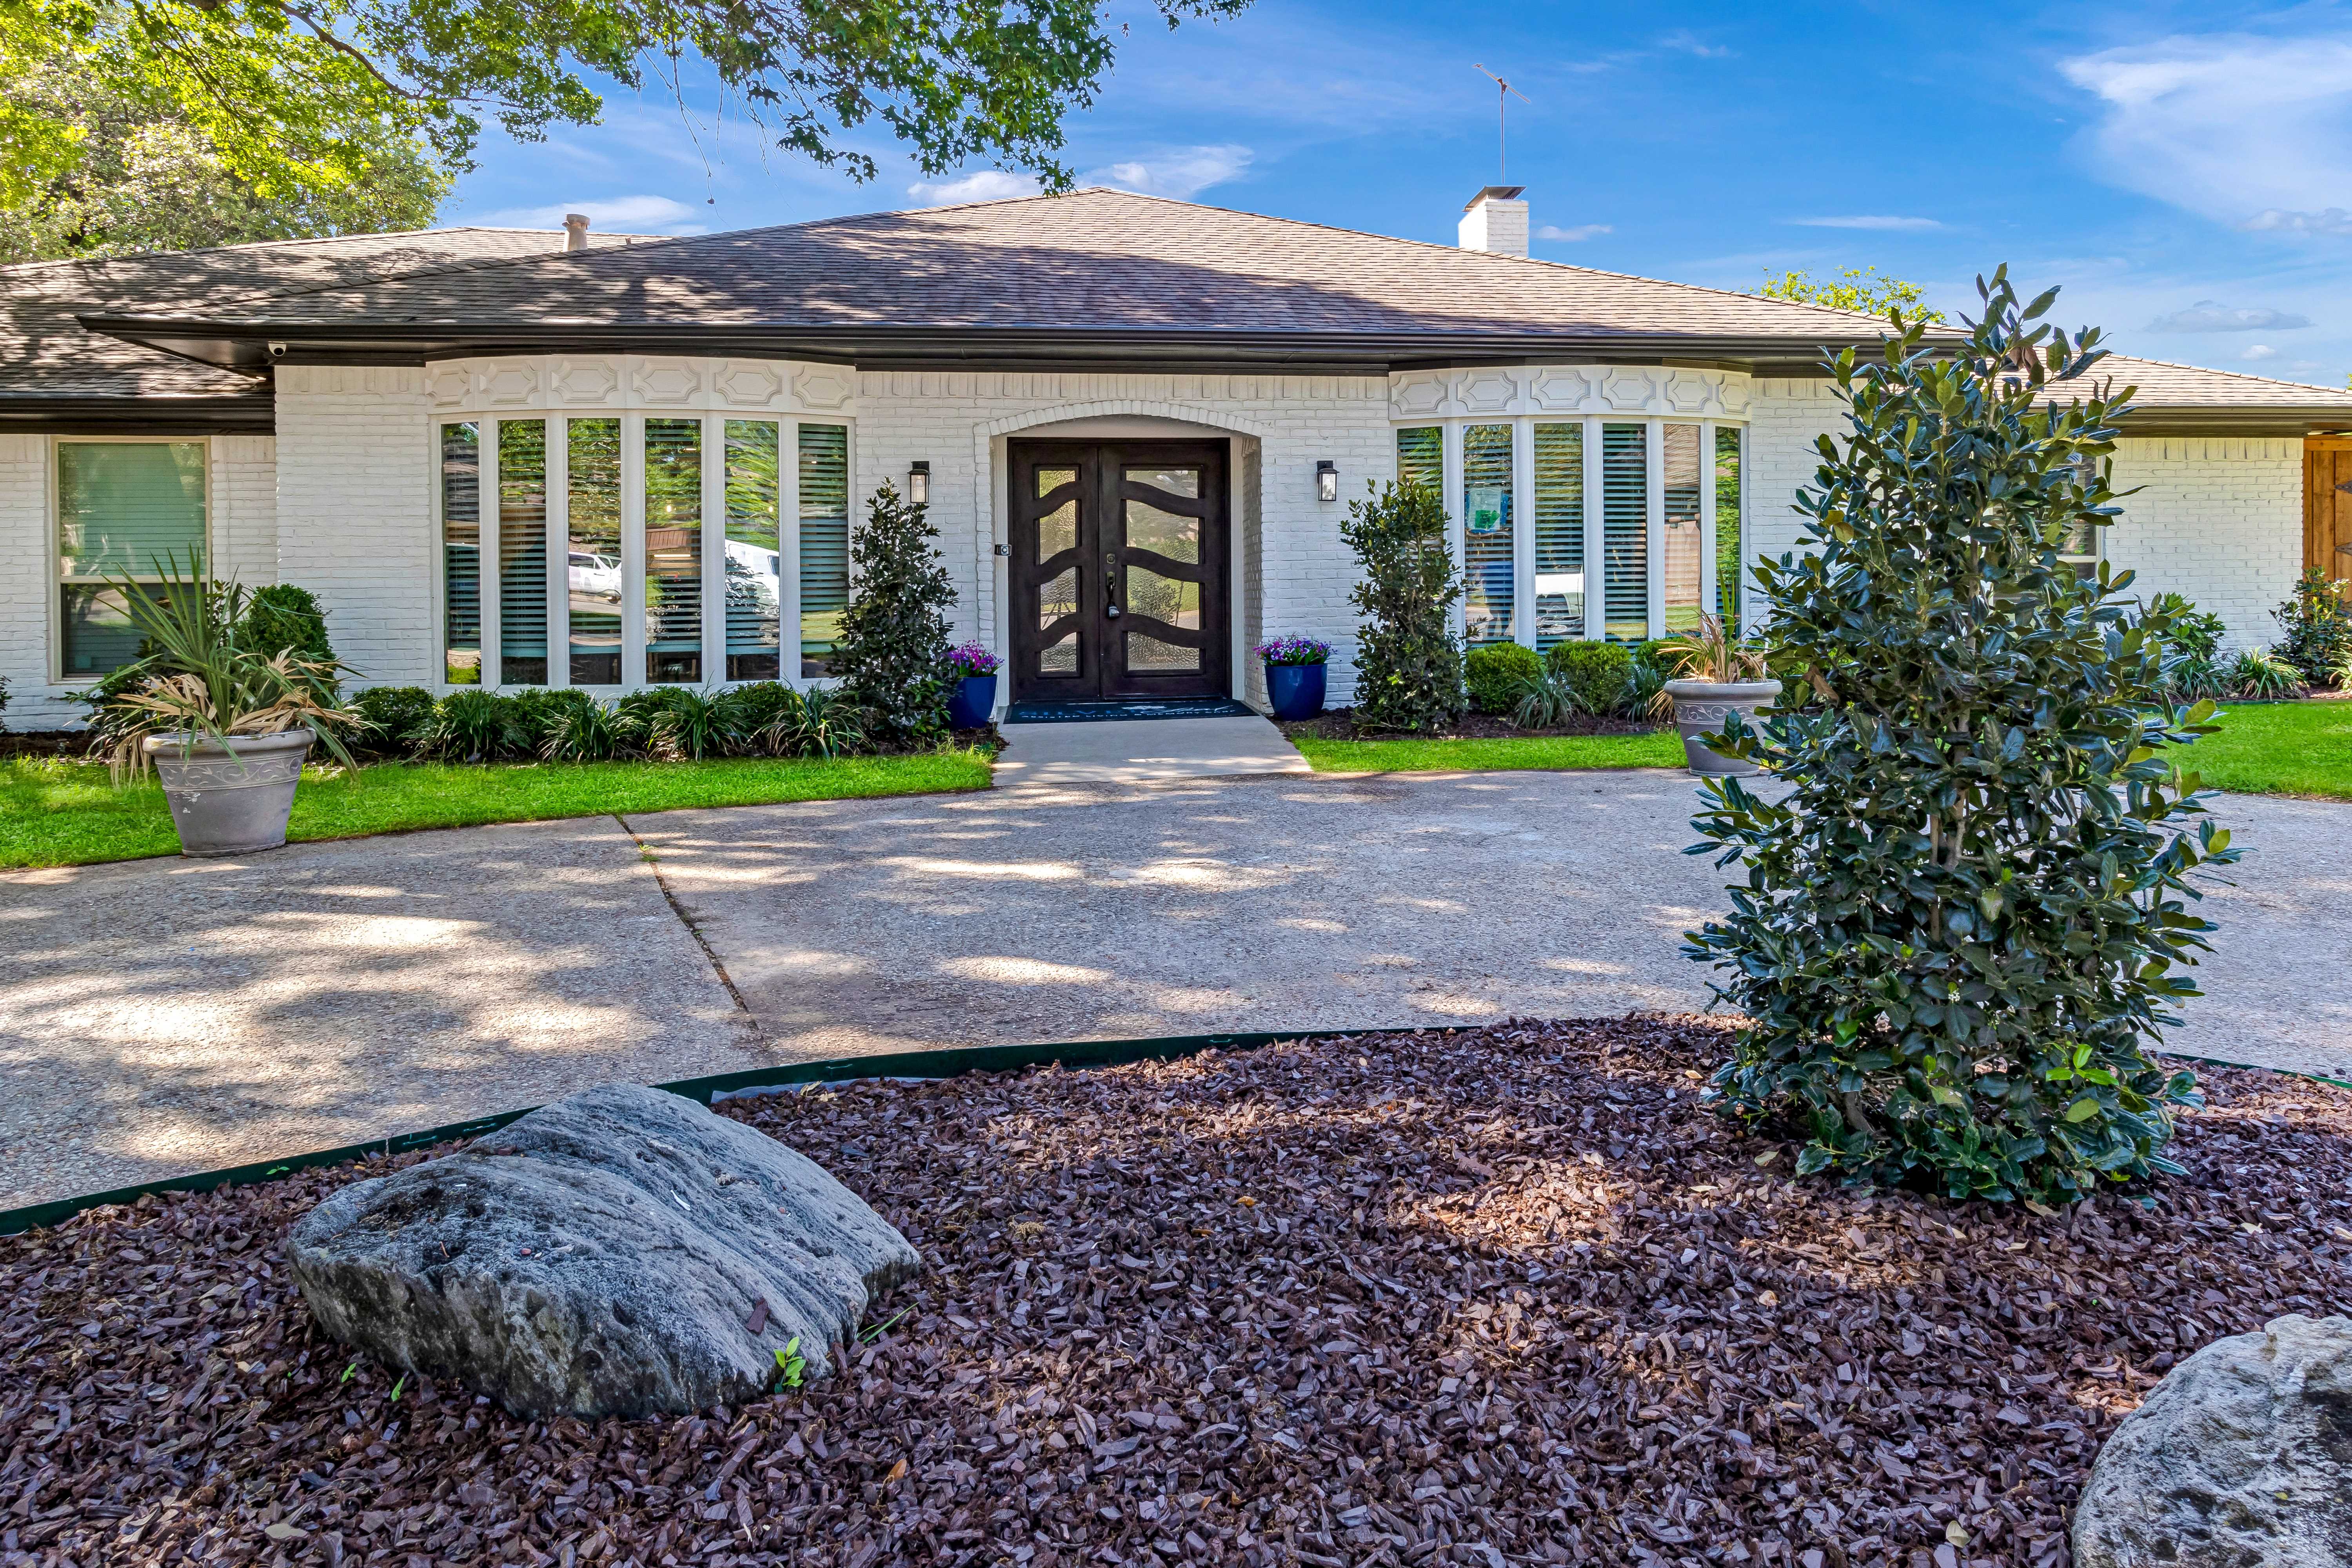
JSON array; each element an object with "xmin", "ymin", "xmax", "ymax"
[{"xmin": 1684, "ymin": 268, "xmax": 2239, "ymax": 1206}]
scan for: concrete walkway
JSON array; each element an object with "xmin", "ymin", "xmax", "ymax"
[
  {"xmin": 992, "ymin": 713, "xmax": 1310, "ymax": 785},
  {"xmin": 3, "ymin": 774, "xmax": 2343, "ymax": 1209}
]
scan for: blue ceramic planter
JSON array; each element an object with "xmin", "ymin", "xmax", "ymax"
[
  {"xmin": 948, "ymin": 672, "xmax": 998, "ymax": 729},
  {"xmin": 1264, "ymin": 661, "xmax": 1326, "ymax": 722}
]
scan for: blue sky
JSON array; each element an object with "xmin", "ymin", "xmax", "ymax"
[{"xmin": 444, "ymin": 0, "xmax": 2352, "ymax": 387}]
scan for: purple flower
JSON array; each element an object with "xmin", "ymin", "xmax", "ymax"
[
  {"xmin": 944, "ymin": 642, "xmax": 1002, "ymax": 677},
  {"xmin": 1254, "ymin": 636, "xmax": 1331, "ymax": 666}
]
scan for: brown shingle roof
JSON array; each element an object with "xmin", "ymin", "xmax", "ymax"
[
  {"xmin": 3, "ymin": 228, "xmax": 659, "ymax": 409},
  {"xmin": 2098, "ymin": 353, "xmax": 2352, "ymax": 415},
  {"xmin": 141, "ymin": 189, "xmax": 1888, "ymax": 342}
]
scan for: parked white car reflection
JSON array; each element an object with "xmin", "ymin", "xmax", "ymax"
[{"xmin": 568, "ymin": 552, "xmax": 622, "ymax": 600}]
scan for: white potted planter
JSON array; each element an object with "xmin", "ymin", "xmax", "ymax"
[
  {"xmin": 1663, "ymin": 679, "xmax": 1781, "ymax": 776},
  {"xmin": 143, "ymin": 728, "xmax": 315, "ymax": 857}
]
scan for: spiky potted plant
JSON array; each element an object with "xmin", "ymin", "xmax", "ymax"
[
  {"xmin": 1654, "ymin": 613, "xmax": 1779, "ymax": 775},
  {"xmin": 97, "ymin": 561, "xmax": 361, "ymax": 856}
]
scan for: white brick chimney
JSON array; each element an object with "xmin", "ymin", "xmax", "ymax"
[{"xmin": 1458, "ymin": 186, "xmax": 1529, "ymax": 258}]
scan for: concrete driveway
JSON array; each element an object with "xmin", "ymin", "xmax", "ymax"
[{"xmin": 4, "ymin": 772, "xmax": 2343, "ymax": 1209}]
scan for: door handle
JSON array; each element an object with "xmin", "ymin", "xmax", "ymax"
[{"xmin": 1103, "ymin": 549, "xmax": 1121, "ymax": 617}]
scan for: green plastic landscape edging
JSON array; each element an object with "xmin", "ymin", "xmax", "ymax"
[
  {"xmin": 0, "ymin": 1025, "xmax": 1401, "ymax": 1238},
  {"xmin": 8, "ymin": 1032, "xmax": 2341, "ymax": 1240}
]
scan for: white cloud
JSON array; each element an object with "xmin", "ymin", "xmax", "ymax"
[
  {"xmin": 1537, "ymin": 223, "xmax": 1613, "ymax": 241},
  {"xmin": 907, "ymin": 145, "xmax": 1251, "ymax": 209},
  {"xmin": 1786, "ymin": 215, "xmax": 1942, "ymax": 231},
  {"xmin": 2061, "ymin": 34, "xmax": 2352, "ymax": 227},
  {"xmin": 2147, "ymin": 300, "xmax": 2312, "ymax": 331},
  {"xmin": 1658, "ymin": 30, "xmax": 1732, "ymax": 58},
  {"xmin": 906, "ymin": 170, "xmax": 1044, "ymax": 207},
  {"xmin": 2243, "ymin": 343, "xmax": 2279, "ymax": 360},
  {"xmin": 474, "ymin": 194, "xmax": 708, "ymax": 234},
  {"xmin": 1086, "ymin": 145, "xmax": 1253, "ymax": 199}
]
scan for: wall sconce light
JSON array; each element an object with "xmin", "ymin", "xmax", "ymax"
[
  {"xmin": 1315, "ymin": 459, "xmax": 1338, "ymax": 503},
  {"xmin": 907, "ymin": 460, "xmax": 930, "ymax": 506}
]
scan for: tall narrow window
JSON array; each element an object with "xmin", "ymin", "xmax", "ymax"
[
  {"xmin": 1663, "ymin": 423, "xmax": 1703, "ymax": 634},
  {"xmin": 440, "ymin": 422, "xmax": 481, "ymax": 683},
  {"xmin": 1532, "ymin": 423, "xmax": 1584, "ymax": 646},
  {"xmin": 1715, "ymin": 426, "xmax": 1743, "ymax": 635},
  {"xmin": 798, "ymin": 423, "xmax": 848, "ymax": 677},
  {"xmin": 1396, "ymin": 426, "xmax": 1441, "ymax": 491},
  {"xmin": 498, "ymin": 419, "xmax": 548, "ymax": 685},
  {"xmin": 1461, "ymin": 423, "xmax": 1513, "ymax": 644},
  {"xmin": 644, "ymin": 417, "xmax": 703, "ymax": 684},
  {"xmin": 724, "ymin": 419, "xmax": 783, "ymax": 681},
  {"xmin": 55, "ymin": 441, "xmax": 207, "ymax": 677},
  {"xmin": 1602, "ymin": 423, "xmax": 1649, "ymax": 642},
  {"xmin": 567, "ymin": 418, "xmax": 623, "ymax": 684}
]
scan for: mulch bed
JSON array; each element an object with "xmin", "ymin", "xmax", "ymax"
[
  {"xmin": 1277, "ymin": 710, "xmax": 1665, "ymax": 742},
  {"xmin": 6, "ymin": 1018, "xmax": 2349, "ymax": 1568},
  {"xmin": 0, "ymin": 732, "xmax": 88, "ymax": 760}
]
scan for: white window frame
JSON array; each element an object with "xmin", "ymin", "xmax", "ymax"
[
  {"xmin": 1394, "ymin": 414, "xmax": 1749, "ymax": 647},
  {"xmin": 432, "ymin": 412, "xmax": 839, "ymax": 694},
  {"xmin": 48, "ymin": 434, "xmax": 213, "ymax": 685}
]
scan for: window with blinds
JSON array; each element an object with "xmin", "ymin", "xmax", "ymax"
[
  {"xmin": 644, "ymin": 417, "xmax": 704, "ymax": 684},
  {"xmin": 498, "ymin": 420, "xmax": 548, "ymax": 685},
  {"xmin": 1663, "ymin": 423, "xmax": 1703, "ymax": 634},
  {"xmin": 725, "ymin": 420, "xmax": 783, "ymax": 681},
  {"xmin": 1715, "ymin": 426, "xmax": 1742, "ymax": 634},
  {"xmin": 1533, "ymin": 424, "xmax": 1583, "ymax": 646},
  {"xmin": 440, "ymin": 422, "xmax": 482, "ymax": 684},
  {"xmin": 798, "ymin": 423, "xmax": 849, "ymax": 676},
  {"xmin": 1396, "ymin": 426, "xmax": 1441, "ymax": 491},
  {"xmin": 56, "ymin": 440, "xmax": 207, "ymax": 677},
  {"xmin": 1462, "ymin": 424, "xmax": 1514, "ymax": 645},
  {"xmin": 567, "ymin": 418, "xmax": 623, "ymax": 684},
  {"xmin": 1602, "ymin": 423, "xmax": 1649, "ymax": 642}
]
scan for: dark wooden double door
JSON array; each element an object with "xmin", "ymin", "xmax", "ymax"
[{"xmin": 1009, "ymin": 440, "xmax": 1230, "ymax": 701}]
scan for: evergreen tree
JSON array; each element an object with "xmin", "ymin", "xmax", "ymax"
[
  {"xmin": 1341, "ymin": 477, "xmax": 1466, "ymax": 732},
  {"xmin": 830, "ymin": 481, "xmax": 956, "ymax": 745},
  {"xmin": 1687, "ymin": 268, "xmax": 2237, "ymax": 1205}
]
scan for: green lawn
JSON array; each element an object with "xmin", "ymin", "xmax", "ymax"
[
  {"xmin": 0, "ymin": 750, "xmax": 995, "ymax": 869},
  {"xmin": 2163, "ymin": 699, "xmax": 2352, "ymax": 801},
  {"xmin": 1290, "ymin": 728, "xmax": 1687, "ymax": 774}
]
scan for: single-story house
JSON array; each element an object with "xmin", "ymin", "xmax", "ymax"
[{"xmin": 8, "ymin": 185, "xmax": 2352, "ymax": 729}]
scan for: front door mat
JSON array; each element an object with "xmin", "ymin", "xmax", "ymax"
[{"xmin": 1003, "ymin": 697, "xmax": 1256, "ymax": 723}]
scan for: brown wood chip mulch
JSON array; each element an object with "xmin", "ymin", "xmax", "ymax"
[{"xmin": 6, "ymin": 1016, "xmax": 2350, "ymax": 1568}]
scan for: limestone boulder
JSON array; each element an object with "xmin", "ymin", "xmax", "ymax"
[
  {"xmin": 2073, "ymin": 1314, "xmax": 2352, "ymax": 1568},
  {"xmin": 285, "ymin": 1082, "xmax": 919, "ymax": 1418}
]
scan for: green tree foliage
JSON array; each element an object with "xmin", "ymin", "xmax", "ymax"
[
  {"xmin": 831, "ymin": 481, "xmax": 956, "ymax": 745},
  {"xmin": 4, "ymin": 0, "xmax": 1249, "ymax": 238},
  {"xmin": 1341, "ymin": 477, "xmax": 1465, "ymax": 732},
  {"xmin": 1755, "ymin": 266, "xmax": 1945, "ymax": 324},
  {"xmin": 1685, "ymin": 268, "xmax": 2238, "ymax": 1206},
  {"xmin": 0, "ymin": 49, "xmax": 444, "ymax": 261}
]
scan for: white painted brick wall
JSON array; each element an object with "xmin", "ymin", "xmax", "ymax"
[
  {"xmin": 852, "ymin": 370, "xmax": 1389, "ymax": 705},
  {"xmin": 2106, "ymin": 437, "xmax": 2303, "ymax": 648},
  {"xmin": 1743, "ymin": 383, "xmax": 2301, "ymax": 649},
  {"xmin": 273, "ymin": 365, "xmax": 437, "ymax": 688},
  {"xmin": 212, "ymin": 436, "xmax": 278, "ymax": 589}
]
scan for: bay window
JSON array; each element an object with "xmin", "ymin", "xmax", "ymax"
[
  {"xmin": 55, "ymin": 439, "xmax": 208, "ymax": 678},
  {"xmin": 1394, "ymin": 406, "xmax": 1747, "ymax": 650},
  {"xmin": 431, "ymin": 412, "xmax": 848, "ymax": 690}
]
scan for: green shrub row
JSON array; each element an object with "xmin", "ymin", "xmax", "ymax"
[
  {"xmin": 351, "ymin": 683, "xmax": 880, "ymax": 764},
  {"xmin": 1460, "ymin": 639, "xmax": 1680, "ymax": 722}
]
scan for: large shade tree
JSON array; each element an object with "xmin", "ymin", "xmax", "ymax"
[{"xmin": 4, "ymin": 0, "xmax": 1251, "ymax": 256}]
